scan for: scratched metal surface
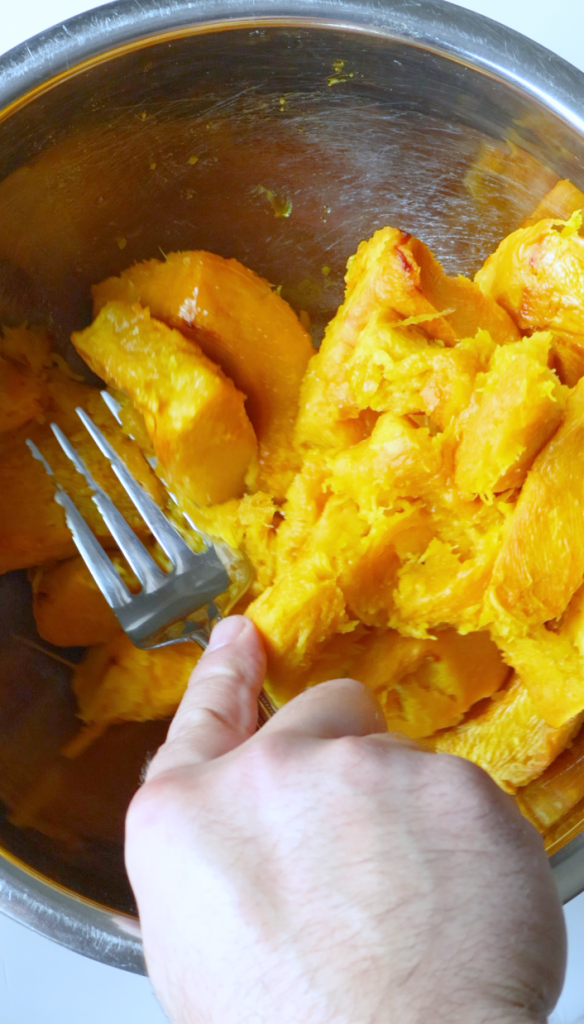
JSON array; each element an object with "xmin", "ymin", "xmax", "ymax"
[{"xmin": 1, "ymin": 0, "xmax": 584, "ymax": 970}]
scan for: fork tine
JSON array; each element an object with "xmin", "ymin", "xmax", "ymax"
[
  {"xmin": 26, "ymin": 440, "xmax": 132, "ymax": 611},
  {"xmin": 50, "ymin": 423, "xmax": 165, "ymax": 592},
  {"xmin": 99, "ymin": 389, "xmax": 123, "ymax": 425},
  {"xmin": 77, "ymin": 405, "xmax": 196, "ymax": 571},
  {"xmin": 100, "ymin": 391, "xmax": 159, "ymax": 467}
]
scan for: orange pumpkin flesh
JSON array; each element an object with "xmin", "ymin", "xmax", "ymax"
[
  {"xmin": 32, "ymin": 556, "xmax": 123, "ymax": 647},
  {"xmin": 92, "ymin": 250, "xmax": 314, "ymax": 497},
  {"xmin": 72, "ymin": 301, "xmax": 257, "ymax": 509},
  {"xmin": 429, "ymin": 675, "xmax": 582, "ymax": 793},
  {"xmin": 486, "ymin": 377, "xmax": 584, "ymax": 631},
  {"xmin": 295, "ymin": 226, "xmax": 519, "ymax": 451},
  {"xmin": 0, "ymin": 360, "xmax": 164, "ymax": 573},
  {"xmin": 4, "ymin": 182, "xmax": 584, "ymax": 849},
  {"xmin": 475, "ymin": 207, "xmax": 584, "ymax": 385}
]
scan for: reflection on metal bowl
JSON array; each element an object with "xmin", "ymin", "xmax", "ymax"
[{"xmin": 1, "ymin": 0, "xmax": 584, "ymax": 972}]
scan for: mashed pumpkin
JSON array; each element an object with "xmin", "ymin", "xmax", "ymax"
[{"xmin": 5, "ymin": 178, "xmax": 584, "ymax": 845}]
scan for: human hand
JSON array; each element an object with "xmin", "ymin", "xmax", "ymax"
[{"xmin": 125, "ymin": 616, "xmax": 566, "ymax": 1024}]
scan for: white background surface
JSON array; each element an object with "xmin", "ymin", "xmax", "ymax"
[{"xmin": 2, "ymin": 1, "xmax": 584, "ymax": 1021}]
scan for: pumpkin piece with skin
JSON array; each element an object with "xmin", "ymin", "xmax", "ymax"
[
  {"xmin": 485, "ymin": 377, "xmax": 584, "ymax": 632},
  {"xmin": 454, "ymin": 332, "xmax": 567, "ymax": 497},
  {"xmin": 428, "ymin": 674, "xmax": 582, "ymax": 793},
  {"xmin": 92, "ymin": 250, "xmax": 314, "ymax": 497},
  {"xmin": 295, "ymin": 226, "xmax": 519, "ymax": 451},
  {"xmin": 72, "ymin": 301, "xmax": 257, "ymax": 509},
  {"xmin": 516, "ymin": 726, "xmax": 584, "ymax": 834},
  {"xmin": 475, "ymin": 212, "xmax": 584, "ymax": 385}
]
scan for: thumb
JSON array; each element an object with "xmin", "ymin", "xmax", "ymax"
[{"xmin": 145, "ymin": 616, "xmax": 266, "ymax": 782}]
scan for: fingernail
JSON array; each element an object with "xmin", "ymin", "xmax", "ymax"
[{"xmin": 207, "ymin": 616, "xmax": 248, "ymax": 651}]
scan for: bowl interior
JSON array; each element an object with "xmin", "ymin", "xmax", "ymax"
[{"xmin": 1, "ymin": 19, "xmax": 584, "ymax": 917}]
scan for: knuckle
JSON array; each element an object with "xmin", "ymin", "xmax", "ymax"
[
  {"xmin": 419, "ymin": 752, "xmax": 503, "ymax": 824},
  {"xmin": 253, "ymin": 728, "xmax": 297, "ymax": 768},
  {"xmin": 330, "ymin": 734, "xmax": 381, "ymax": 787},
  {"xmin": 126, "ymin": 772, "xmax": 183, "ymax": 835},
  {"xmin": 233, "ymin": 729, "xmax": 301, "ymax": 799}
]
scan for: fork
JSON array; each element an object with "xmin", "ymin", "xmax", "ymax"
[{"xmin": 27, "ymin": 395, "xmax": 276, "ymax": 723}]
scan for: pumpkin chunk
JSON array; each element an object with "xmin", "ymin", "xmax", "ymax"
[
  {"xmin": 0, "ymin": 324, "xmax": 52, "ymax": 374},
  {"xmin": 0, "ymin": 426, "xmax": 78, "ymax": 571},
  {"xmin": 262, "ymin": 623, "xmax": 507, "ymax": 738},
  {"xmin": 495, "ymin": 627, "xmax": 584, "ymax": 730},
  {"xmin": 247, "ymin": 564, "xmax": 351, "ymax": 688},
  {"xmin": 486, "ymin": 377, "xmax": 584, "ymax": 631},
  {"xmin": 65, "ymin": 634, "xmax": 202, "ymax": 755},
  {"xmin": 363, "ymin": 628, "xmax": 508, "ymax": 739},
  {"xmin": 517, "ymin": 726, "xmax": 584, "ymax": 833},
  {"xmin": 405, "ymin": 235, "xmax": 520, "ymax": 345},
  {"xmin": 328, "ymin": 414, "xmax": 443, "ymax": 513},
  {"xmin": 0, "ymin": 373, "xmax": 164, "ymax": 573},
  {"xmin": 93, "ymin": 251, "xmax": 314, "ymax": 496},
  {"xmin": 348, "ymin": 324, "xmax": 496, "ymax": 432},
  {"xmin": 30, "ymin": 546, "xmax": 165, "ymax": 648},
  {"xmin": 32, "ymin": 556, "xmax": 122, "ymax": 647},
  {"xmin": 72, "ymin": 301, "xmax": 257, "ymax": 508},
  {"xmin": 392, "ymin": 532, "xmax": 502, "ymax": 638},
  {"xmin": 295, "ymin": 227, "xmax": 519, "ymax": 451},
  {"xmin": 475, "ymin": 212, "xmax": 584, "ymax": 385},
  {"xmin": 183, "ymin": 491, "xmax": 279, "ymax": 601},
  {"xmin": 0, "ymin": 325, "xmax": 52, "ymax": 433},
  {"xmin": 454, "ymin": 333, "xmax": 567, "ymax": 496},
  {"xmin": 429, "ymin": 675, "xmax": 581, "ymax": 792},
  {"xmin": 0, "ymin": 356, "xmax": 44, "ymax": 433}
]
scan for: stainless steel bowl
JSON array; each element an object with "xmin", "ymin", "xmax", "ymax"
[{"xmin": 1, "ymin": 0, "xmax": 584, "ymax": 973}]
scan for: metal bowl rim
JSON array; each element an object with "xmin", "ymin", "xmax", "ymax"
[{"xmin": 1, "ymin": 0, "xmax": 583, "ymax": 970}]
